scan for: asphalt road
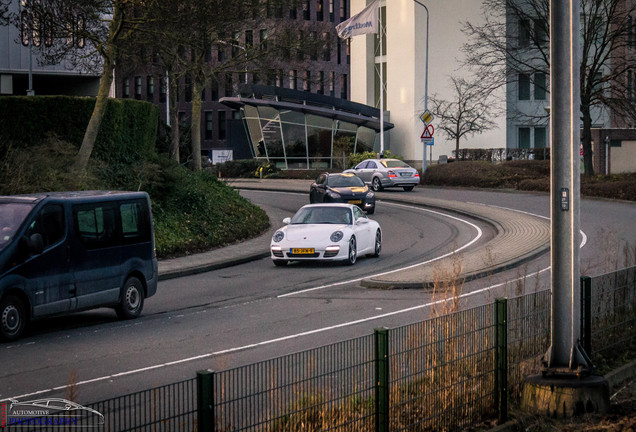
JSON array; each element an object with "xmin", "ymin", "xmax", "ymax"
[
  {"xmin": 1, "ymin": 188, "xmax": 633, "ymax": 407},
  {"xmin": 0, "ymin": 189, "xmax": 496, "ymax": 404}
]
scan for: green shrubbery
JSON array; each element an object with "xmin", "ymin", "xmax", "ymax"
[{"xmin": 0, "ymin": 96, "xmax": 270, "ymax": 258}]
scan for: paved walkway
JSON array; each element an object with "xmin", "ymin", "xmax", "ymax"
[{"xmin": 159, "ymin": 179, "xmax": 551, "ymax": 288}]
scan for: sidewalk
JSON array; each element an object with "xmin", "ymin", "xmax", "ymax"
[{"xmin": 159, "ymin": 179, "xmax": 550, "ymax": 287}]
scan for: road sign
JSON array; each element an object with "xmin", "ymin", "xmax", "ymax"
[
  {"xmin": 420, "ymin": 110, "xmax": 434, "ymax": 125},
  {"xmin": 421, "ymin": 137, "xmax": 434, "ymax": 146},
  {"xmin": 420, "ymin": 124, "xmax": 434, "ymax": 139}
]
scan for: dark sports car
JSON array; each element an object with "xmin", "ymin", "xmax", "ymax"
[{"xmin": 309, "ymin": 173, "xmax": 376, "ymax": 214}]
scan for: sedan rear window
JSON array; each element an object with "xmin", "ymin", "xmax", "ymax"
[{"xmin": 382, "ymin": 159, "xmax": 410, "ymax": 168}]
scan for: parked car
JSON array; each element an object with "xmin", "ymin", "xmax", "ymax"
[
  {"xmin": 309, "ymin": 172, "xmax": 376, "ymax": 214},
  {"xmin": 344, "ymin": 158, "xmax": 420, "ymax": 191},
  {"xmin": 0, "ymin": 191, "xmax": 158, "ymax": 341},
  {"xmin": 270, "ymin": 203, "xmax": 382, "ymax": 266}
]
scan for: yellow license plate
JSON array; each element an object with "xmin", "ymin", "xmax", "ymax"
[
  {"xmin": 292, "ymin": 248, "xmax": 315, "ymax": 254},
  {"xmin": 348, "ymin": 200, "xmax": 362, "ymax": 204}
]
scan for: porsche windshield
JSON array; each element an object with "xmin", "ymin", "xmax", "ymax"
[
  {"xmin": 0, "ymin": 202, "xmax": 35, "ymax": 251},
  {"xmin": 291, "ymin": 207, "xmax": 352, "ymax": 225}
]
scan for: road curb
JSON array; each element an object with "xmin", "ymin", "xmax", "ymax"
[{"xmin": 225, "ymin": 180, "xmax": 551, "ymax": 289}]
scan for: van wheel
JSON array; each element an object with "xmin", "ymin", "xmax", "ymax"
[
  {"xmin": 116, "ymin": 277, "xmax": 144, "ymax": 320},
  {"xmin": 1, "ymin": 295, "xmax": 27, "ymax": 342}
]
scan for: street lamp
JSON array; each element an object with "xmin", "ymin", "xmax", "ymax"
[{"xmin": 413, "ymin": 0, "xmax": 429, "ymax": 172}]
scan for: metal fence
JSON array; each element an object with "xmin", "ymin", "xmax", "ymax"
[
  {"xmin": 9, "ymin": 266, "xmax": 634, "ymax": 432},
  {"xmin": 582, "ymin": 265, "xmax": 636, "ymax": 362},
  {"xmin": 453, "ymin": 148, "xmax": 551, "ymax": 162}
]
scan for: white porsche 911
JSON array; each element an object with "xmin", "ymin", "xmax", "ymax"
[{"xmin": 270, "ymin": 203, "xmax": 382, "ymax": 266}]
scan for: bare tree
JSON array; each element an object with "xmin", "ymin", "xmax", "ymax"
[
  {"xmin": 463, "ymin": 0, "xmax": 636, "ymax": 176},
  {"xmin": 137, "ymin": 0, "xmax": 330, "ymax": 170},
  {"xmin": 429, "ymin": 76, "xmax": 496, "ymax": 158}
]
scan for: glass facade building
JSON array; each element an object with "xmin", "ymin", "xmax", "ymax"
[{"xmin": 221, "ymin": 85, "xmax": 393, "ymax": 169}]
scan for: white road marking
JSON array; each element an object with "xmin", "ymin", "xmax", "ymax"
[{"xmin": 5, "ymin": 196, "xmax": 591, "ymax": 402}]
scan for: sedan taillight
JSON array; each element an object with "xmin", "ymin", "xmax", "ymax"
[{"xmin": 388, "ymin": 170, "xmax": 397, "ymax": 178}]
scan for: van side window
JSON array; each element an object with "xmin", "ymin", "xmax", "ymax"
[
  {"xmin": 25, "ymin": 204, "xmax": 65, "ymax": 250},
  {"xmin": 74, "ymin": 204, "xmax": 118, "ymax": 249},
  {"xmin": 120, "ymin": 201, "xmax": 150, "ymax": 244}
]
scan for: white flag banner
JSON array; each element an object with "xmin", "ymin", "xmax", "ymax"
[{"xmin": 335, "ymin": 0, "xmax": 380, "ymax": 39}]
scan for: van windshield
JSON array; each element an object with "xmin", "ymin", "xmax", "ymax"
[{"xmin": 0, "ymin": 203, "xmax": 35, "ymax": 251}]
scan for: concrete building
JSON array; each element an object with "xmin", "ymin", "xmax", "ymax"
[
  {"xmin": 0, "ymin": 1, "xmax": 100, "ymax": 97},
  {"xmin": 349, "ymin": 0, "xmax": 507, "ymax": 165}
]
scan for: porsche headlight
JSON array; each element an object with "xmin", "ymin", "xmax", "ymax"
[
  {"xmin": 273, "ymin": 231, "xmax": 285, "ymax": 242},
  {"xmin": 330, "ymin": 231, "xmax": 344, "ymax": 242},
  {"xmin": 326, "ymin": 189, "xmax": 341, "ymax": 199}
]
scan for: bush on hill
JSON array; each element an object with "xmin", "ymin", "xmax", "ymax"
[
  {"xmin": 421, "ymin": 160, "xmax": 636, "ymax": 201},
  {"xmin": 0, "ymin": 135, "xmax": 269, "ymax": 258}
]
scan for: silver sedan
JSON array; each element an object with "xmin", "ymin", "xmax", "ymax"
[{"xmin": 344, "ymin": 158, "xmax": 420, "ymax": 191}]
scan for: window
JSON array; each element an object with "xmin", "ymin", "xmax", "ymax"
[
  {"xmin": 337, "ymin": 39, "xmax": 341, "ymax": 64},
  {"xmin": 534, "ymin": 127, "xmax": 546, "ymax": 148},
  {"xmin": 518, "ymin": 73, "xmax": 530, "ymax": 100},
  {"xmin": 518, "ymin": 19, "xmax": 531, "ymax": 48},
  {"xmin": 119, "ymin": 201, "xmax": 150, "ymax": 244},
  {"xmin": 146, "ymin": 76, "xmax": 154, "ymax": 102},
  {"xmin": 340, "ymin": 74, "xmax": 348, "ymax": 99},
  {"xmin": 245, "ymin": 30, "xmax": 253, "ymax": 48},
  {"xmin": 329, "ymin": 0, "xmax": 334, "ymax": 22},
  {"xmin": 210, "ymin": 79, "xmax": 218, "ymax": 100},
  {"xmin": 329, "ymin": 71, "xmax": 335, "ymax": 96},
  {"xmin": 123, "ymin": 78, "xmax": 130, "ymax": 98},
  {"xmin": 134, "ymin": 76, "xmax": 142, "ymax": 99},
  {"xmin": 628, "ymin": 70, "xmax": 634, "ymax": 100},
  {"xmin": 290, "ymin": 70, "xmax": 297, "ymax": 90},
  {"xmin": 518, "ymin": 127, "xmax": 531, "ymax": 148},
  {"xmin": 297, "ymin": 31, "xmax": 305, "ymax": 60},
  {"xmin": 74, "ymin": 204, "xmax": 118, "ymax": 249},
  {"xmin": 322, "ymin": 33, "xmax": 331, "ymax": 61},
  {"xmin": 160, "ymin": 77, "xmax": 166, "ymax": 103},
  {"xmin": 276, "ymin": 69, "xmax": 283, "ymax": 87},
  {"xmin": 303, "ymin": 71, "xmax": 311, "ymax": 91},
  {"xmin": 534, "ymin": 72, "xmax": 546, "ymax": 100},
  {"xmin": 318, "ymin": 71, "xmax": 325, "ymax": 94},
  {"xmin": 225, "ymin": 73, "xmax": 233, "ymax": 97},
  {"xmin": 217, "ymin": 43, "xmax": 226, "ymax": 62},
  {"xmin": 205, "ymin": 111, "xmax": 213, "ymax": 139},
  {"xmin": 346, "ymin": 38, "xmax": 350, "ymax": 64},
  {"xmin": 340, "ymin": 0, "xmax": 347, "ymax": 21},
  {"xmin": 289, "ymin": 5, "xmax": 297, "ymax": 19},
  {"xmin": 260, "ymin": 29, "xmax": 268, "ymax": 51},
  {"xmin": 534, "ymin": 18, "xmax": 547, "ymax": 46},
  {"xmin": 310, "ymin": 31, "xmax": 317, "ymax": 60},
  {"xmin": 25, "ymin": 205, "xmax": 65, "ymax": 250},
  {"xmin": 317, "ymin": 0, "xmax": 324, "ymax": 21},
  {"xmin": 218, "ymin": 111, "xmax": 227, "ymax": 140},
  {"xmin": 303, "ymin": 0, "xmax": 310, "ymax": 20},
  {"xmin": 185, "ymin": 76, "xmax": 192, "ymax": 102}
]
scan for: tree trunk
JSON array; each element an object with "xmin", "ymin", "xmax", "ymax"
[
  {"xmin": 168, "ymin": 71, "xmax": 180, "ymax": 163},
  {"xmin": 73, "ymin": 58, "xmax": 114, "ymax": 174},
  {"xmin": 581, "ymin": 106, "xmax": 595, "ymax": 176},
  {"xmin": 455, "ymin": 137, "xmax": 460, "ymax": 160},
  {"xmin": 190, "ymin": 79, "xmax": 202, "ymax": 171}
]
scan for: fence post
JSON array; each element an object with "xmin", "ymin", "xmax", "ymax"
[
  {"xmin": 374, "ymin": 327, "xmax": 389, "ymax": 432},
  {"xmin": 581, "ymin": 276, "xmax": 592, "ymax": 355},
  {"xmin": 495, "ymin": 298, "xmax": 508, "ymax": 424},
  {"xmin": 197, "ymin": 369, "xmax": 215, "ymax": 432}
]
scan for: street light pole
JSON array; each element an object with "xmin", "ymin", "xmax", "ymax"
[{"xmin": 414, "ymin": 0, "xmax": 429, "ymax": 172}]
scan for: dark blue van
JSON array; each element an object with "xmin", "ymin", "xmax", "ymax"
[{"xmin": 0, "ymin": 191, "xmax": 158, "ymax": 341}]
